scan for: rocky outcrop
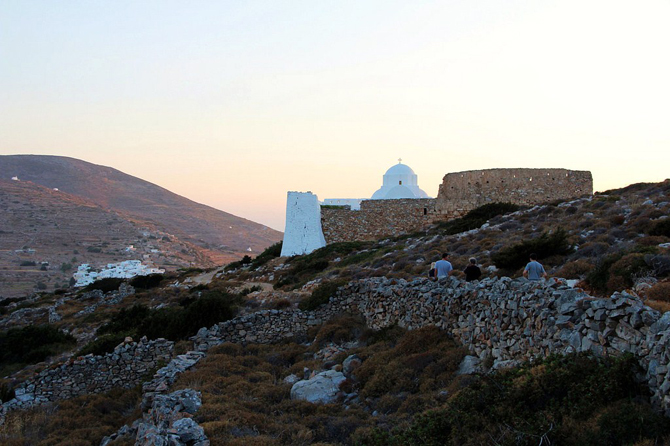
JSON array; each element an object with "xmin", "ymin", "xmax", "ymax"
[
  {"xmin": 290, "ymin": 370, "xmax": 347, "ymax": 404},
  {"xmin": 101, "ymin": 389, "xmax": 209, "ymax": 446}
]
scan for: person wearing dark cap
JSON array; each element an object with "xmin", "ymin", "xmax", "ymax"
[{"xmin": 463, "ymin": 257, "xmax": 482, "ymax": 282}]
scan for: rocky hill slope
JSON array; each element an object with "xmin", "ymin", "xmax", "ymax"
[
  {"xmin": 1, "ymin": 179, "xmax": 669, "ymax": 445},
  {"xmin": 0, "ymin": 179, "xmax": 215, "ymax": 297},
  {"xmin": 0, "ymin": 155, "xmax": 282, "ymax": 265}
]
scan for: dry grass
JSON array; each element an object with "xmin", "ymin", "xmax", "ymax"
[
  {"xmin": 0, "ymin": 386, "xmax": 141, "ymax": 446},
  {"xmin": 169, "ymin": 321, "xmax": 466, "ymax": 445}
]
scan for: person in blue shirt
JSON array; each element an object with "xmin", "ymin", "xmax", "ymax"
[
  {"xmin": 435, "ymin": 253, "xmax": 453, "ymax": 279},
  {"xmin": 523, "ymin": 253, "xmax": 547, "ymax": 281}
]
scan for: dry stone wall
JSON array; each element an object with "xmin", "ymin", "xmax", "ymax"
[
  {"xmin": 321, "ymin": 198, "xmax": 438, "ymax": 244},
  {"xmin": 1, "ymin": 337, "xmax": 173, "ymax": 415},
  {"xmin": 193, "ymin": 276, "xmax": 670, "ymax": 415},
  {"xmin": 436, "ymin": 168, "xmax": 593, "ymax": 216}
]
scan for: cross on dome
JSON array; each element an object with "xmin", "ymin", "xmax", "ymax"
[{"xmin": 398, "ymin": 158, "xmax": 402, "ymax": 164}]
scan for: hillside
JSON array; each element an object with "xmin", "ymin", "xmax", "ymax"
[
  {"xmin": 0, "ymin": 179, "xmax": 211, "ymax": 297},
  {"xmin": 1, "ymin": 179, "xmax": 670, "ymax": 445},
  {"xmin": 0, "ymin": 155, "xmax": 282, "ymax": 265}
]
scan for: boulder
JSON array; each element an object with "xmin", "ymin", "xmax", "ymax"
[{"xmin": 290, "ymin": 370, "xmax": 346, "ymax": 404}]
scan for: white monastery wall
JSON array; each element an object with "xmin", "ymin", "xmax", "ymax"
[{"xmin": 280, "ymin": 192, "xmax": 326, "ymax": 257}]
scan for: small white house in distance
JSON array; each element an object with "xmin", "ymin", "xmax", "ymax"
[{"xmin": 73, "ymin": 260, "xmax": 165, "ymax": 287}]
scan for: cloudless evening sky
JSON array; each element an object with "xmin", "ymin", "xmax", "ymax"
[{"xmin": 1, "ymin": 1, "xmax": 669, "ymax": 231}]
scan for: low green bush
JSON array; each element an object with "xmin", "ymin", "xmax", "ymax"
[
  {"xmin": 129, "ymin": 273, "xmax": 164, "ymax": 289},
  {"xmin": 0, "ymin": 325, "xmax": 76, "ymax": 374},
  {"xmin": 275, "ymin": 241, "xmax": 372, "ymax": 289},
  {"xmin": 88, "ymin": 291, "xmax": 242, "ymax": 354},
  {"xmin": 436, "ymin": 202, "xmax": 520, "ymax": 235},
  {"xmin": 84, "ymin": 277, "xmax": 125, "ymax": 293},
  {"xmin": 491, "ymin": 228, "xmax": 572, "ymax": 270},
  {"xmin": 250, "ymin": 241, "xmax": 283, "ymax": 269},
  {"xmin": 358, "ymin": 353, "xmax": 670, "ymax": 446},
  {"xmin": 78, "ymin": 333, "xmax": 127, "ymax": 356},
  {"xmin": 299, "ymin": 280, "xmax": 346, "ymax": 311},
  {"xmin": 650, "ymin": 219, "xmax": 670, "ymax": 238}
]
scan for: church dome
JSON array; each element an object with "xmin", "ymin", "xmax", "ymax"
[
  {"xmin": 371, "ymin": 160, "xmax": 430, "ymax": 200},
  {"xmin": 384, "ymin": 163, "xmax": 416, "ymax": 176}
]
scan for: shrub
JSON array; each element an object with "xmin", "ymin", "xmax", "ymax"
[
  {"xmin": 129, "ymin": 273, "xmax": 164, "ymax": 289},
  {"xmin": 436, "ymin": 202, "xmax": 519, "ymax": 235},
  {"xmin": 94, "ymin": 291, "xmax": 241, "ymax": 352},
  {"xmin": 225, "ymin": 255, "xmax": 253, "ymax": 272},
  {"xmin": 586, "ymin": 254, "xmax": 622, "ymax": 295},
  {"xmin": 491, "ymin": 228, "xmax": 572, "ymax": 270},
  {"xmin": 84, "ymin": 277, "xmax": 125, "ymax": 293},
  {"xmin": 555, "ymin": 260, "xmax": 594, "ymax": 279},
  {"xmin": 250, "ymin": 242, "xmax": 283, "ymax": 269},
  {"xmin": 274, "ymin": 242, "xmax": 370, "ymax": 289},
  {"xmin": 86, "ymin": 246, "xmax": 102, "ymax": 253},
  {"xmin": 358, "ymin": 353, "xmax": 670, "ymax": 446},
  {"xmin": 645, "ymin": 282, "xmax": 670, "ymax": 302},
  {"xmin": 78, "ymin": 333, "xmax": 127, "ymax": 356},
  {"xmin": 0, "ymin": 325, "xmax": 76, "ymax": 373},
  {"xmin": 299, "ymin": 280, "xmax": 346, "ymax": 311},
  {"xmin": 19, "ymin": 261, "xmax": 36, "ymax": 267},
  {"xmin": 650, "ymin": 219, "xmax": 670, "ymax": 238}
]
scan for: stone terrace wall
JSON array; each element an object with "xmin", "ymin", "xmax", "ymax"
[
  {"xmin": 321, "ymin": 198, "xmax": 439, "ymax": 244},
  {"xmin": 2, "ymin": 338, "xmax": 173, "ymax": 413},
  {"xmin": 193, "ymin": 277, "xmax": 670, "ymax": 414},
  {"xmin": 436, "ymin": 168, "xmax": 593, "ymax": 216}
]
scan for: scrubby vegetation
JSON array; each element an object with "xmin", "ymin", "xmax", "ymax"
[
  {"xmin": 299, "ymin": 280, "xmax": 347, "ymax": 311},
  {"xmin": 491, "ymin": 227, "xmax": 573, "ymax": 271},
  {"xmin": 0, "ymin": 386, "xmax": 141, "ymax": 445},
  {"xmin": 436, "ymin": 202, "xmax": 520, "ymax": 235},
  {"xmin": 358, "ymin": 353, "xmax": 670, "ymax": 446},
  {"xmin": 0, "ymin": 325, "xmax": 76, "ymax": 378},
  {"xmin": 79, "ymin": 290, "xmax": 242, "ymax": 354}
]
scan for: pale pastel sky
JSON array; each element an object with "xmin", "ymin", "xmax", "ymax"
[{"xmin": 1, "ymin": 1, "xmax": 669, "ymax": 231}]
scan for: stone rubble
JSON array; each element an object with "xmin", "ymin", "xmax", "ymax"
[{"xmin": 101, "ymin": 389, "xmax": 209, "ymax": 446}]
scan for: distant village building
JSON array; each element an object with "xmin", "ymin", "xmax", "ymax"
[
  {"xmin": 73, "ymin": 260, "xmax": 164, "ymax": 287},
  {"xmin": 281, "ymin": 162, "xmax": 593, "ymax": 256}
]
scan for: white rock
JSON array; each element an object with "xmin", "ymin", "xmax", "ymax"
[{"xmin": 290, "ymin": 370, "xmax": 346, "ymax": 404}]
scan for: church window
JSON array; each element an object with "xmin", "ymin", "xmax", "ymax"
[{"xmin": 399, "ymin": 181, "xmax": 402, "ymax": 185}]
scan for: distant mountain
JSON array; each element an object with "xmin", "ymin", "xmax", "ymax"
[{"xmin": 0, "ymin": 155, "xmax": 282, "ymax": 265}]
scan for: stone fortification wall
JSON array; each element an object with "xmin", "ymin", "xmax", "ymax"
[
  {"xmin": 193, "ymin": 277, "xmax": 670, "ymax": 414},
  {"xmin": 321, "ymin": 198, "xmax": 438, "ymax": 244},
  {"xmin": 1, "ymin": 338, "xmax": 173, "ymax": 414},
  {"xmin": 436, "ymin": 168, "xmax": 593, "ymax": 216},
  {"xmin": 281, "ymin": 192, "xmax": 326, "ymax": 257}
]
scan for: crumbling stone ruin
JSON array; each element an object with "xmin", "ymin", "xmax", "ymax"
[
  {"xmin": 284, "ymin": 168, "xmax": 593, "ymax": 249},
  {"xmin": 435, "ymin": 168, "xmax": 593, "ymax": 216}
]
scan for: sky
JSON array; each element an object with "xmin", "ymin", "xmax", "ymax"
[{"xmin": 1, "ymin": 0, "xmax": 669, "ymax": 231}]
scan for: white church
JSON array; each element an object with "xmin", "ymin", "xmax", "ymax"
[{"xmin": 281, "ymin": 160, "xmax": 430, "ymax": 257}]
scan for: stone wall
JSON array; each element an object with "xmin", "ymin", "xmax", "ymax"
[
  {"xmin": 193, "ymin": 276, "xmax": 670, "ymax": 415},
  {"xmin": 1, "ymin": 337, "xmax": 173, "ymax": 413},
  {"xmin": 436, "ymin": 168, "xmax": 593, "ymax": 216},
  {"xmin": 321, "ymin": 198, "xmax": 438, "ymax": 244}
]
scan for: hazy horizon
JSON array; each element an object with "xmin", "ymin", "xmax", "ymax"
[{"xmin": 2, "ymin": 1, "xmax": 669, "ymax": 231}]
